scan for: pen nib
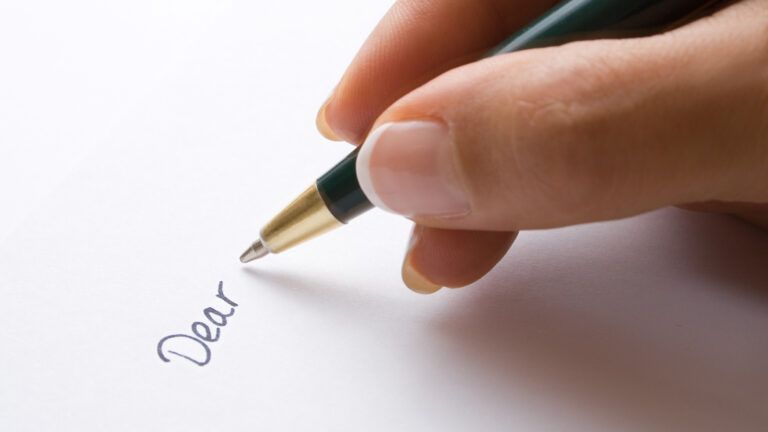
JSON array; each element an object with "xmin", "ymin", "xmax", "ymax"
[{"xmin": 239, "ymin": 240, "xmax": 270, "ymax": 263}]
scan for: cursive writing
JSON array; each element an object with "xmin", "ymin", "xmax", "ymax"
[{"xmin": 157, "ymin": 281, "xmax": 238, "ymax": 366}]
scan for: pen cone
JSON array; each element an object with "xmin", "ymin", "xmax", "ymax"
[{"xmin": 240, "ymin": 241, "xmax": 270, "ymax": 263}]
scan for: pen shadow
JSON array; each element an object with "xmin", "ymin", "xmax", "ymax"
[
  {"xmin": 241, "ymin": 267, "xmax": 338, "ymax": 292},
  {"xmin": 429, "ymin": 210, "xmax": 768, "ymax": 431},
  {"xmin": 239, "ymin": 266, "xmax": 403, "ymax": 316},
  {"xmin": 239, "ymin": 211, "xmax": 768, "ymax": 430}
]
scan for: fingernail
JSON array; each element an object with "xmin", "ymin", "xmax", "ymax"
[
  {"xmin": 402, "ymin": 227, "xmax": 442, "ymax": 294},
  {"xmin": 316, "ymin": 95, "xmax": 341, "ymax": 141},
  {"xmin": 356, "ymin": 120, "xmax": 470, "ymax": 217}
]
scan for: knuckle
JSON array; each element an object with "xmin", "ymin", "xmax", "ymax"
[
  {"xmin": 506, "ymin": 50, "xmax": 629, "ymax": 216},
  {"xmin": 510, "ymin": 43, "xmax": 633, "ymax": 135},
  {"xmin": 451, "ymin": 45, "xmax": 642, "ymax": 219},
  {"xmin": 512, "ymin": 131, "xmax": 620, "ymax": 218}
]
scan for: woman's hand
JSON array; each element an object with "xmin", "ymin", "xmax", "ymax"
[{"xmin": 317, "ymin": 0, "xmax": 768, "ymax": 294}]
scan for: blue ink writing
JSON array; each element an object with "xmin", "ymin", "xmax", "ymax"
[{"xmin": 157, "ymin": 281, "xmax": 239, "ymax": 366}]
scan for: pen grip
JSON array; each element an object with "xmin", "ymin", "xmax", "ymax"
[
  {"xmin": 316, "ymin": 147, "xmax": 372, "ymax": 224},
  {"xmin": 316, "ymin": 0, "xmax": 721, "ymax": 224}
]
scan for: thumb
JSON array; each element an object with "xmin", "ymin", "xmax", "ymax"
[{"xmin": 356, "ymin": 11, "xmax": 768, "ymax": 231}]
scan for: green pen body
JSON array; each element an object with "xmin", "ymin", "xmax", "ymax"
[
  {"xmin": 315, "ymin": 0, "xmax": 720, "ymax": 225},
  {"xmin": 316, "ymin": 149, "xmax": 368, "ymax": 223}
]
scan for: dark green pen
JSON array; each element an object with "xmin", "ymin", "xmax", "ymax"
[{"xmin": 240, "ymin": 0, "xmax": 720, "ymax": 263}]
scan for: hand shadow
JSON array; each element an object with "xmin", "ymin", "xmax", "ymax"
[{"xmin": 430, "ymin": 210, "xmax": 768, "ymax": 431}]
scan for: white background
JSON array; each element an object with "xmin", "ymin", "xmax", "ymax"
[{"xmin": 1, "ymin": 1, "xmax": 768, "ymax": 431}]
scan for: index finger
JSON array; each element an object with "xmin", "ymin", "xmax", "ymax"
[{"xmin": 318, "ymin": 0, "xmax": 559, "ymax": 144}]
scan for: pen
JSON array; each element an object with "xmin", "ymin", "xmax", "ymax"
[{"xmin": 240, "ymin": 0, "xmax": 720, "ymax": 263}]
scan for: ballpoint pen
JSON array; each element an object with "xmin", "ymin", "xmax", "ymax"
[{"xmin": 240, "ymin": 0, "xmax": 721, "ymax": 263}]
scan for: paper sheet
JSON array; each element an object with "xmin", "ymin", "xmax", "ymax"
[{"xmin": 3, "ymin": 2, "xmax": 768, "ymax": 431}]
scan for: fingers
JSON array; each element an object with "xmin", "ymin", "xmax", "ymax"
[
  {"xmin": 356, "ymin": 1, "xmax": 768, "ymax": 232},
  {"xmin": 317, "ymin": 0, "xmax": 560, "ymax": 143},
  {"xmin": 402, "ymin": 225, "xmax": 516, "ymax": 294}
]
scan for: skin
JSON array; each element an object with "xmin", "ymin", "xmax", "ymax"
[{"xmin": 317, "ymin": 0, "xmax": 768, "ymax": 292}]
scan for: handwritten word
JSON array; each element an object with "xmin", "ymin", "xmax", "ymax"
[{"xmin": 157, "ymin": 281, "xmax": 238, "ymax": 366}]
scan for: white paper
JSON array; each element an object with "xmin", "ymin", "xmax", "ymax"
[{"xmin": 3, "ymin": 2, "xmax": 768, "ymax": 431}]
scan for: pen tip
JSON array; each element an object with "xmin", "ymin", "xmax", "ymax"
[{"xmin": 240, "ymin": 240, "xmax": 270, "ymax": 263}]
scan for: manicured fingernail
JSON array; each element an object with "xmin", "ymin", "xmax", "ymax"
[
  {"xmin": 356, "ymin": 120, "xmax": 470, "ymax": 217},
  {"xmin": 402, "ymin": 260, "xmax": 442, "ymax": 294},
  {"xmin": 402, "ymin": 227, "xmax": 442, "ymax": 294},
  {"xmin": 316, "ymin": 96, "xmax": 341, "ymax": 141}
]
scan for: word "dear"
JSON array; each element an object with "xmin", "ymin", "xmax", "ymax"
[{"xmin": 157, "ymin": 281, "xmax": 238, "ymax": 366}]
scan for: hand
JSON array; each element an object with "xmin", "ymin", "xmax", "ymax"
[{"xmin": 316, "ymin": 0, "xmax": 768, "ymax": 294}]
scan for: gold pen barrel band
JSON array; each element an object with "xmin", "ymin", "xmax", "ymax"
[{"xmin": 259, "ymin": 183, "xmax": 343, "ymax": 253}]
